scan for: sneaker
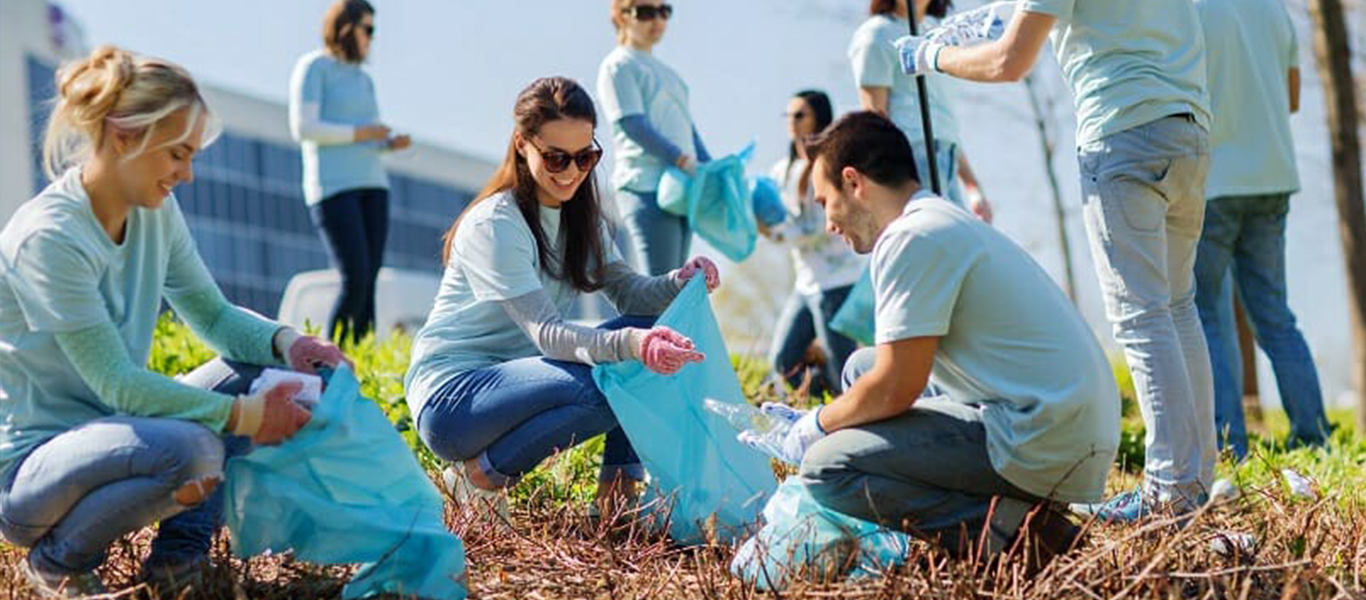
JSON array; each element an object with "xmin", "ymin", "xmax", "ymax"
[
  {"xmin": 21, "ymin": 553, "xmax": 107, "ymax": 599},
  {"xmin": 1012, "ymin": 505, "xmax": 1086, "ymax": 575},
  {"xmin": 441, "ymin": 462, "xmax": 510, "ymax": 522},
  {"xmin": 141, "ymin": 557, "xmax": 205, "ymax": 599}
]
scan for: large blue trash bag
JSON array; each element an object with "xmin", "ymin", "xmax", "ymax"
[
  {"xmin": 730, "ymin": 478, "xmax": 913, "ymax": 591},
  {"xmin": 223, "ymin": 366, "xmax": 466, "ymax": 600},
  {"xmin": 592, "ymin": 277, "xmax": 777, "ymax": 545},
  {"xmin": 829, "ymin": 266, "xmax": 875, "ymax": 347},
  {"xmin": 654, "ymin": 144, "xmax": 760, "ymax": 262}
]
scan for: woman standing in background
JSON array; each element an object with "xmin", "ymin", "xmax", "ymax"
[{"xmin": 289, "ymin": 0, "xmax": 411, "ymax": 342}]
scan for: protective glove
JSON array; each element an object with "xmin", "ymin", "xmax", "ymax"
[
  {"xmin": 893, "ymin": 35, "xmax": 944, "ymax": 77},
  {"xmin": 927, "ymin": 1, "xmax": 1016, "ymax": 47},
  {"xmin": 633, "ymin": 326, "xmax": 706, "ymax": 375},
  {"xmin": 738, "ymin": 404, "xmax": 826, "ymax": 465},
  {"xmin": 231, "ymin": 380, "xmax": 311, "ymax": 445},
  {"xmin": 274, "ymin": 328, "xmax": 354, "ymax": 375},
  {"xmin": 673, "ymin": 256, "xmax": 721, "ymax": 293}
]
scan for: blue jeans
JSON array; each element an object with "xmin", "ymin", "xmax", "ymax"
[
  {"xmin": 769, "ymin": 285, "xmax": 857, "ymax": 397},
  {"xmin": 0, "ymin": 359, "xmax": 258, "ymax": 576},
  {"xmin": 1078, "ymin": 114, "xmax": 1215, "ymax": 507},
  {"xmin": 417, "ymin": 316, "xmax": 651, "ymax": 487},
  {"xmin": 617, "ymin": 189, "xmax": 691, "ymax": 276},
  {"xmin": 799, "ymin": 348, "xmax": 1039, "ymax": 556},
  {"xmin": 1193, "ymin": 194, "xmax": 1330, "ymax": 460},
  {"xmin": 311, "ymin": 187, "xmax": 389, "ymax": 342}
]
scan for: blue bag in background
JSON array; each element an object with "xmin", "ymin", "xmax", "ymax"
[
  {"xmin": 750, "ymin": 176, "xmax": 786, "ymax": 228},
  {"xmin": 653, "ymin": 144, "xmax": 761, "ymax": 262},
  {"xmin": 593, "ymin": 277, "xmax": 777, "ymax": 545},
  {"xmin": 224, "ymin": 366, "xmax": 466, "ymax": 600},
  {"xmin": 730, "ymin": 478, "xmax": 913, "ymax": 591},
  {"xmin": 829, "ymin": 266, "xmax": 875, "ymax": 347}
]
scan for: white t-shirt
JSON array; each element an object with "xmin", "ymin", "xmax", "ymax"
[
  {"xmin": 404, "ymin": 192, "xmax": 623, "ymax": 415},
  {"xmin": 849, "ymin": 14, "xmax": 962, "ymax": 148},
  {"xmin": 872, "ymin": 193, "xmax": 1119, "ymax": 502},
  {"xmin": 770, "ymin": 157, "xmax": 865, "ymax": 295}
]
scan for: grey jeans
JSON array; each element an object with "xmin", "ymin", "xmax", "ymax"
[
  {"xmin": 1078, "ymin": 114, "xmax": 1215, "ymax": 507},
  {"xmin": 798, "ymin": 348, "xmax": 1040, "ymax": 556}
]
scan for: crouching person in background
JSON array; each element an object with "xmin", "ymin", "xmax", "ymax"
[{"xmin": 0, "ymin": 46, "xmax": 351, "ymax": 598}]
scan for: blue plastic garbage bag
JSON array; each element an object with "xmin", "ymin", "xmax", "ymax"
[
  {"xmin": 731, "ymin": 478, "xmax": 913, "ymax": 591},
  {"xmin": 654, "ymin": 144, "xmax": 760, "ymax": 262},
  {"xmin": 223, "ymin": 366, "xmax": 466, "ymax": 600},
  {"xmin": 593, "ymin": 277, "xmax": 777, "ymax": 545},
  {"xmin": 750, "ymin": 176, "xmax": 786, "ymax": 228},
  {"xmin": 829, "ymin": 266, "xmax": 875, "ymax": 347}
]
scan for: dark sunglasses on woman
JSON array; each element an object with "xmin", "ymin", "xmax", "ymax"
[
  {"xmin": 625, "ymin": 3, "xmax": 673, "ymax": 21},
  {"xmin": 529, "ymin": 138, "xmax": 603, "ymax": 174}
]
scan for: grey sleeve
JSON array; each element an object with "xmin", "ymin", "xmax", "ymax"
[
  {"xmin": 598, "ymin": 261, "xmax": 684, "ymax": 316},
  {"xmin": 499, "ymin": 289, "xmax": 642, "ymax": 365}
]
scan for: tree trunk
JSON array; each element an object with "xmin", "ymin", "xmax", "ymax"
[
  {"xmin": 1023, "ymin": 72, "xmax": 1079, "ymax": 302},
  {"xmin": 1307, "ymin": 0, "xmax": 1366, "ymax": 431}
]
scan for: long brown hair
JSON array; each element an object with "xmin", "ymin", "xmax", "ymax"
[
  {"xmin": 323, "ymin": 0, "xmax": 374, "ymax": 63},
  {"xmin": 441, "ymin": 77, "xmax": 608, "ymax": 293},
  {"xmin": 869, "ymin": 0, "xmax": 952, "ymax": 19}
]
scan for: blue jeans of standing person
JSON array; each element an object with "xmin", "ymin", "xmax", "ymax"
[
  {"xmin": 311, "ymin": 187, "xmax": 389, "ymax": 343},
  {"xmin": 1078, "ymin": 114, "xmax": 1215, "ymax": 508},
  {"xmin": 416, "ymin": 316, "xmax": 652, "ymax": 487},
  {"xmin": 0, "ymin": 359, "xmax": 260, "ymax": 577},
  {"xmin": 769, "ymin": 285, "xmax": 858, "ymax": 397},
  {"xmin": 798, "ymin": 348, "xmax": 1042, "ymax": 556},
  {"xmin": 1193, "ymin": 194, "xmax": 1330, "ymax": 460},
  {"xmin": 617, "ymin": 189, "xmax": 691, "ymax": 276}
]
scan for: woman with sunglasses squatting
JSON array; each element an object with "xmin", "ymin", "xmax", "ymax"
[
  {"xmin": 597, "ymin": 0, "xmax": 714, "ymax": 276},
  {"xmin": 288, "ymin": 0, "xmax": 411, "ymax": 344},
  {"xmin": 404, "ymin": 77, "xmax": 721, "ymax": 519}
]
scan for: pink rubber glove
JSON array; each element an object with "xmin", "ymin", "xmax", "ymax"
[
  {"xmin": 232, "ymin": 381, "xmax": 312, "ymax": 445},
  {"xmin": 636, "ymin": 327, "xmax": 705, "ymax": 375},
  {"xmin": 675, "ymin": 256, "xmax": 720, "ymax": 293},
  {"xmin": 275, "ymin": 329, "xmax": 354, "ymax": 375}
]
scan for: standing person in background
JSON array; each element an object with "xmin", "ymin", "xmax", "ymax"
[
  {"xmin": 598, "ymin": 0, "xmax": 713, "ymax": 275},
  {"xmin": 766, "ymin": 90, "xmax": 865, "ymax": 397},
  {"xmin": 850, "ymin": 0, "xmax": 992, "ymax": 222},
  {"xmin": 1193, "ymin": 0, "xmax": 1331, "ymax": 460},
  {"xmin": 289, "ymin": 0, "xmax": 411, "ymax": 343},
  {"xmin": 0, "ymin": 46, "xmax": 350, "ymax": 598},
  {"xmin": 897, "ymin": 0, "xmax": 1214, "ymax": 521}
]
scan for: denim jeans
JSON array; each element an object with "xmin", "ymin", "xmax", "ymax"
[
  {"xmin": 1078, "ymin": 114, "xmax": 1215, "ymax": 507},
  {"xmin": 798, "ymin": 348, "xmax": 1039, "ymax": 556},
  {"xmin": 1194, "ymin": 194, "xmax": 1330, "ymax": 460},
  {"xmin": 416, "ymin": 316, "xmax": 651, "ymax": 488},
  {"xmin": 617, "ymin": 189, "xmax": 691, "ymax": 276},
  {"xmin": 0, "ymin": 359, "xmax": 259, "ymax": 576},
  {"xmin": 311, "ymin": 187, "xmax": 389, "ymax": 342},
  {"xmin": 769, "ymin": 285, "xmax": 857, "ymax": 397}
]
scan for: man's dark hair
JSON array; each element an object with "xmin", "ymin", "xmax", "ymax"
[{"xmin": 804, "ymin": 111, "xmax": 919, "ymax": 191}]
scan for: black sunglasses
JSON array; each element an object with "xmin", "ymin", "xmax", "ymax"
[
  {"xmin": 356, "ymin": 23, "xmax": 375, "ymax": 37},
  {"xmin": 624, "ymin": 3, "xmax": 673, "ymax": 21},
  {"xmin": 784, "ymin": 110, "xmax": 809, "ymax": 121},
  {"xmin": 529, "ymin": 138, "xmax": 603, "ymax": 174}
]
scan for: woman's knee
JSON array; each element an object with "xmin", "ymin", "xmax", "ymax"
[{"xmin": 151, "ymin": 423, "xmax": 226, "ymax": 497}]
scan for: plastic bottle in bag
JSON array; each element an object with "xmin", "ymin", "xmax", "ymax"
[{"xmin": 704, "ymin": 399, "xmax": 793, "ymax": 437}]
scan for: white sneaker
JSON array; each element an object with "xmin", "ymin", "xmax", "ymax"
[{"xmin": 441, "ymin": 462, "xmax": 510, "ymax": 522}]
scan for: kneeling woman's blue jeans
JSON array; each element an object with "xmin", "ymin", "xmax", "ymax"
[
  {"xmin": 417, "ymin": 316, "xmax": 651, "ymax": 488},
  {"xmin": 0, "ymin": 359, "xmax": 260, "ymax": 576}
]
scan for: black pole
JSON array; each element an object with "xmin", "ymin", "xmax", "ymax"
[{"xmin": 907, "ymin": 11, "xmax": 942, "ymax": 195}]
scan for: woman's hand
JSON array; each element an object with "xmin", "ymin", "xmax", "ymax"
[
  {"xmin": 387, "ymin": 134, "xmax": 412, "ymax": 151},
  {"xmin": 274, "ymin": 329, "xmax": 354, "ymax": 375},
  {"xmin": 230, "ymin": 381, "xmax": 311, "ymax": 445},
  {"xmin": 675, "ymin": 256, "xmax": 720, "ymax": 293},
  {"xmin": 633, "ymin": 327, "xmax": 705, "ymax": 375},
  {"xmin": 355, "ymin": 124, "xmax": 392, "ymax": 142}
]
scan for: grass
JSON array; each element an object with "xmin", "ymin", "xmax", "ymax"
[{"xmin": 2, "ymin": 314, "xmax": 1364, "ymax": 599}]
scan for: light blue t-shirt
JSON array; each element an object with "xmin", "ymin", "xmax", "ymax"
[
  {"xmin": 597, "ymin": 46, "xmax": 698, "ymax": 193},
  {"xmin": 0, "ymin": 169, "xmax": 218, "ymax": 471},
  {"xmin": 871, "ymin": 194, "xmax": 1119, "ymax": 502},
  {"xmin": 849, "ymin": 14, "xmax": 962, "ymax": 148},
  {"xmin": 1196, "ymin": 0, "xmax": 1300, "ymax": 198},
  {"xmin": 1020, "ymin": 0, "xmax": 1211, "ymax": 146},
  {"xmin": 404, "ymin": 192, "xmax": 623, "ymax": 415},
  {"xmin": 289, "ymin": 49, "xmax": 389, "ymax": 205}
]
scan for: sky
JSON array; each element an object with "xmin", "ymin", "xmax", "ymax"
[{"xmin": 50, "ymin": 0, "xmax": 1360, "ymax": 409}]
